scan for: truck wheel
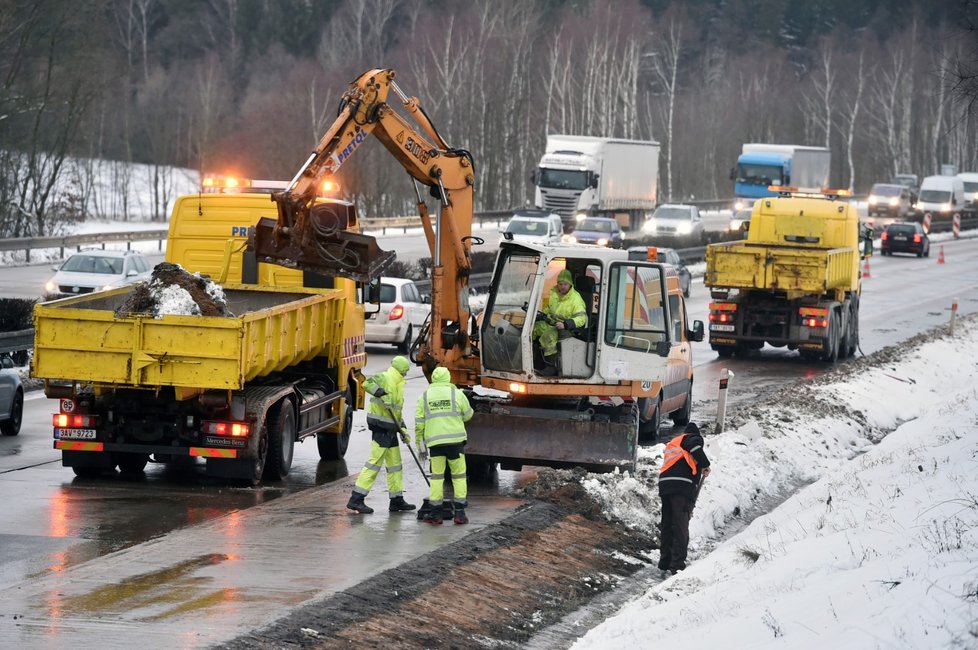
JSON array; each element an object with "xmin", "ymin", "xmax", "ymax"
[
  {"xmin": 638, "ymin": 396, "xmax": 662, "ymax": 443},
  {"xmin": 116, "ymin": 453, "xmax": 149, "ymax": 475},
  {"xmin": 670, "ymin": 382, "xmax": 692, "ymax": 425},
  {"xmin": 0, "ymin": 389, "xmax": 22, "ymax": 436},
  {"xmin": 397, "ymin": 325, "xmax": 413, "ymax": 354},
  {"xmin": 822, "ymin": 316, "xmax": 839, "ymax": 363},
  {"xmin": 263, "ymin": 399, "xmax": 296, "ymax": 480},
  {"xmin": 318, "ymin": 387, "xmax": 353, "ymax": 460}
]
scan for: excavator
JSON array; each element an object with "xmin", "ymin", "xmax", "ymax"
[{"xmin": 254, "ymin": 68, "xmax": 704, "ymax": 474}]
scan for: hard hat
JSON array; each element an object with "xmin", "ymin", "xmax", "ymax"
[{"xmin": 557, "ymin": 269, "xmax": 573, "ymax": 285}]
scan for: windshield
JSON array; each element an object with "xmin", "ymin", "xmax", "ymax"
[
  {"xmin": 506, "ymin": 219, "xmax": 548, "ymax": 236},
  {"xmin": 480, "ymin": 253, "xmax": 540, "ymax": 373},
  {"xmin": 735, "ymin": 163, "xmax": 783, "ymax": 186},
  {"xmin": 538, "ymin": 168, "xmax": 588, "ymax": 191},
  {"xmin": 653, "ymin": 207, "xmax": 693, "ymax": 220},
  {"xmin": 605, "ymin": 263, "xmax": 668, "ymax": 353},
  {"xmin": 962, "ymin": 181, "xmax": 978, "ymax": 193},
  {"xmin": 870, "ymin": 185, "xmax": 901, "ymax": 197},
  {"xmin": 919, "ymin": 189, "xmax": 951, "ymax": 203},
  {"xmin": 577, "ymin": 218, "xmax": 613, "ymax": 233},
  {"xmin": 61, "ymin": 255, "xmax": 123, "ymax": 275}
]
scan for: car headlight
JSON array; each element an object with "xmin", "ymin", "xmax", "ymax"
[
  {"xmin": 730, "ymin": 219, "xmax": 743, "ymax": 230},
  {"xmin": 45, "ymin": 280, "xmax": 56, "ymax": 292},
  {"xmin": 888, "ymin": 197, "xmax": 899, "ymax": 206},
  {"xmin": 867, "ymin": 195, "xmax": 879, "ymax": 205},
  {"xmin": 566, "ymin": 235, "xmax": 577, "ymax": 244},
  {"xmin": 642, "ymin": 220, "xmax": 657, "ymax": 233},
  {"xmin": 939, "ymin": 203, "xmax": 952, "ymax": 213},
  {"xmin": 733, "ymin": 200, "xmax": 745, "ymax": 211},
  {"xmin": 596, "ymin": 238, "xmax": 609, "ymax": 246},
  {"xmin": 676, "ymin": 222, "xmax": 692, "ymax": 234},
  {"xmin": 575, "ymin": 213, "xmax": 587, "ymax": 222}
]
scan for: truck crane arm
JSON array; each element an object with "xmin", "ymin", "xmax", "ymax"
[{"xmin": 252, "ymin": 68, "xmax": 480, "ymax": 385}]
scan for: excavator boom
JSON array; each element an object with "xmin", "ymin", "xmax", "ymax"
[{"xmin": 252, "ymin": 68, "xmax": 480, "ymax": 385}]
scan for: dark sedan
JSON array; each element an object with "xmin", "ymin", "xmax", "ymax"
[
  {"xmin": 627, "ymin": 245, "xmax": 692, "ymax": 297},
  {"xmin": 881, "ymin": 222, "xmax": 930, "ymax": 257},
  {"xmin": 567, "ymin": 217, "xmax": 624, "ymax": 248}
]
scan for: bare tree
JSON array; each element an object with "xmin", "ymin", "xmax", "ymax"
[
  {"xmin": 838, "ymin": 50, "xmax": 867, "ymax": 191},
  {"xmin": 648, "ymin": 17, "xmax": 684, "ymax": 201}
]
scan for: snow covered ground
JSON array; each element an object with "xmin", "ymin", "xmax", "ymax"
[{"xmin": 573, "ymin": 319, "xmax": 978, "ymax": 649}]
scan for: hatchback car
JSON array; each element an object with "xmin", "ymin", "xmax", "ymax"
[
  {"xmin": 627, "ymin": 246, "xmax": 692, "ymax": 297},
  {"xmin": 499, "ymin": 209, "xmax": 564, "ymax": 246},
  {"xmin": 566, "ymin": 217, "xmax": 624, "ymax": 248},
  {"xmin": 881, "ymin": 222, "xmax": 930, "ymax": 257},
  {"xmin": 45, "ymin": 249, "xmax": 152, "ymax": 296},
  {"xmin": 642, "ymin": 204, "xmax": 705, "ymax": 244},
  {"xmin": 365, "ymin": 277, "xmax": 430, "ymax": 353},
  {"xmin": 0, "ymin": 354, "xmax": 23, "ymax": 436},
  {"xmin": 867, "ymin": 183, "xmax": 914, "ymax": 226}
]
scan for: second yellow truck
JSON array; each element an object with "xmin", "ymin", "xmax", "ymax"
[{"xmin": 704, "ymin": 188, "xmax": 873, "ymax": 362}]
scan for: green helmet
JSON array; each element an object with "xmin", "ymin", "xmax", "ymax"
[
  {"xmin": 557, "ymin": 269, "xmax": 573, "ymax": 284},
  {"xmin": 392, "ymin": 355, "xmax": 411, "ymax": 375}
]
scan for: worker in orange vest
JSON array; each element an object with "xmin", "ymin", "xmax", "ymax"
[{"xmin": 658, "ymin": 421, "xmax": 711, "ymax": 575}]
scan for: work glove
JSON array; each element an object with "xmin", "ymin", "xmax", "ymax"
[
  {"xmin": 372, "ymin": 387, "xmax": 387, "ymax": 398},
  {"xmin": 399, "ymin": 428, "xmax": 411, "ymax": 445},
  {"xmin": 535, "ymin": 311, "xmax": 549, "ymax": 323},
  {"xmin": 563, "ymin": 319, "xmax": 576, "ymax": 331},
  {"xmin": 417, "ymin": 441, "xmax": 429, "ymax": 464}
]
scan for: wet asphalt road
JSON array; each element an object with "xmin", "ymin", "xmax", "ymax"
[{"xmin": 0, "ymin": 235, "xmax": 977, "ymax": 647}]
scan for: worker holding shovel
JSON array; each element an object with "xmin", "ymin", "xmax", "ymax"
[{"xmin": 346, "ymin": 356, "xmax": 417, "ymax": 514}]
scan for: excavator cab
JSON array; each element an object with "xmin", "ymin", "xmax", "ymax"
[{"xmin": 469, "ymin": 241, "xmax": 701, "ymax": 472}]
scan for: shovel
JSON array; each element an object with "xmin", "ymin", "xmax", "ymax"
[{"xmin": 379, "ymin": 400, "xmax": 430, "ymax": 486}]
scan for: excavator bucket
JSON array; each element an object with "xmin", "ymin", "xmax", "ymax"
[
  {"xmin": 251, "ymin": 203, "xmax": 395, "ymax": 283},
  {"xmin": 464, "ymin": 405, "xmax": 639, "ymax": 473}
]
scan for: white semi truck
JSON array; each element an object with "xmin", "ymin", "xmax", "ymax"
[{"xmin": 532, "ymin": 135, "xmax": 659, "ymax": 231}]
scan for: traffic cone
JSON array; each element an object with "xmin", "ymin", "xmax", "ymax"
[
  {"xmin": 862, "ymin": 257, "xmax": 871, "ymax": 279},
  {"xmin": 938, "ymin": 245, "xmax": 945, "ymax": 264}
]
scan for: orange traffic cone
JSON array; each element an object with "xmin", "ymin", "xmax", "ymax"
[
  {"xmin": 938, "ymin": 245, "xmax": 945, "ymax": 264},
  {"xmin": 863, "ymin": 257, "xmax": 871, "ymax": 278}
]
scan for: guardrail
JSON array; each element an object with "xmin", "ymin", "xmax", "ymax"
[{"xmin": 0, "ymin": 229, "xmax": 169, "ymax": 262}]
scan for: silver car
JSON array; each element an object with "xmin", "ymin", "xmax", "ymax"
[
  {"xmin": 0, "ymin": 355, "xmax": 23, "ymax": 436},
  {"xmin": 365, "ymin": 277, "xmax": 430, "ymax": 353},
  {"xmin": 45, "ymin": 249, "xmax": 152, "ymax": 296}
]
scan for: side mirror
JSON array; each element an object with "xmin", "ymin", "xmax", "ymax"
[
  {"xmin": 590, "ymin": 173, "xmax": 600, "ymax": 189},
  {"xmin": 689, "ymin": 320, "xmax": 705, "ymax": 342},
  {"xmin": 365, "ymin": 278, "xmax": 382, "ymax": 304},
  {"xmin": 529, "ymin": 170, "xmax": 539, "ymax": 184},
  {"xmin": 729, "ymin": 167, "xmax": 736, "ymax": 181},
  {"xmin": 422, "ymin": 295, "xmax": 431, "ymax": 304}
]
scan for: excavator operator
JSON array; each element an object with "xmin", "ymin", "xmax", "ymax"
[{"xmin": 532, "ymin": 269, "xmax": 587, "ymax": 376}]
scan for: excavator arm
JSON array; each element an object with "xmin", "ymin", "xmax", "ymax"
[{"xmin": 252, "ymin": 68, "xmax": 480, "ymax": 386}]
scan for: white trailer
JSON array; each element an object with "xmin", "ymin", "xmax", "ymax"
[{"xmin": 533, "ymin": 135, "xmax": 659, "ymax": 231}]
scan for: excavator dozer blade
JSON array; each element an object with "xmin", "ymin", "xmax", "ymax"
[
  {"xmin": 464, "ymin": 407, "xmax": 638, "ymax": 473},
  {"xmin": 252, "ymin": 215, "xmax": 396, "ymax": 283}
]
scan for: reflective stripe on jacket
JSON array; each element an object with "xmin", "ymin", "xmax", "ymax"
[
  {"xmin": 364, "ymin": 366, "xmax": 405, "ymax": 430},
  {"xmin": 415, "ymin": 371, "xmax": 473, "ymax": 448}
]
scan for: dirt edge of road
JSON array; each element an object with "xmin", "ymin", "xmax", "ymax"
[{"xmin": 220, "ymin": 480, "xmax": 655, "ymax": 650}]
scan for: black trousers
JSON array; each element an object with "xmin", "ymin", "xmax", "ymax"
[{"xmin": 658, "ymin": 492, "xmax": 693, "ymax": 572}]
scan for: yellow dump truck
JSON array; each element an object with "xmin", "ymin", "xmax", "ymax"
[
  {"xmin": 704, "ymin": 188, "xmax": 873, "ymax": 362},
  {"xmin": 34, "ymin": 188, "xmax": 388, "ymax": 483}
]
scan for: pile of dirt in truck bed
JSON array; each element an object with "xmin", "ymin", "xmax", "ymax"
[{"xmin": 114, "ymin": 262, "xmax": 232, "ymax": 318}]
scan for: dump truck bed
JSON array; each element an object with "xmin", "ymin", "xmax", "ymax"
[
  {"xmin": 33, "ymin": 285, "xmax": 346, "ymax": 391},
  {"xmin": 705, "ymin": 241, "xmax": 857, "ymax": 296}
]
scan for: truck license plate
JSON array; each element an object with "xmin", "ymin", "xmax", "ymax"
[
  {"xmin": 55, "ymin": 428, "xmax": 96, "ymax": 439},
  {"xmin": 711, "ymin": 324, "xmax": 735, "ymax": 332}
]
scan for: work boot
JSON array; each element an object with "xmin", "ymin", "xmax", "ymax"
[
  {"xmin": 421, "ymin": 503, "xmax": 444, "ymax": 525},
  {"xmin": 389, "ymin": 496, "xmax": 417, "ymax": 512},
  {"xmin": 452, "ymin": 501, "xmax": 468, "ymax": 525},
  {"xmin": 346, "ymin": 491, "xmax": 374, "ymax": 514},
  {"xmin": 540, "ymin": 353, "xmax": 558, "ymax": 376}
]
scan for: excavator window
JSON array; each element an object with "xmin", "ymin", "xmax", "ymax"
[{"xmin": 604, "ymin": 263, "xmax": 668, "ymax": 353}]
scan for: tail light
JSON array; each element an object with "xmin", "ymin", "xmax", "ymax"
[
  {"xmin": 881, "ymin": 231, "xmax": 889, "ymax": 241},
  {"xmin": 913, "ymin": 233, "xmax": 922, "ymax": 243},
  {"xmin": 389, "ymin": 304, "xmax": 405, "ymax": 321},
  {"xmin": 201, "ymin": 421, "xmax": 250, "ymax": 437},
  {"xmin": 53, "ymin": 413, "xmax": 98, "ymax": 427},
  {"xmin": 799, "ymin": 307, "xmax": 829, "ymax": 328},
  {"xmin": 709, "ymin": 302, "xmax": 737, "ymax": 323}
]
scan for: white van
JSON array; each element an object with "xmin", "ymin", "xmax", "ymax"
[
  {"xmin": 958, "ymin": 172, "xmax": 978, "ymax": 209},
  {"xmin": 499, "ymin": 209, "xmax": 564, "ymax": 245},
  {"xmin": 916, "ymin": 175, "xmax": 967, "ymax": 220}
]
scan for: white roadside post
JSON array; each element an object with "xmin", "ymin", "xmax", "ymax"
[
  {"xmin": 714, "ymin": 368, "xmax": 735, "ymax": 435},
  {"xmin": 950, "ymin": 297, "xmax": 959, "ymax": 336}
]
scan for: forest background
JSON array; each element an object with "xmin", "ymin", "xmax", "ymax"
[{"xmin": 1, "ymin": 0, "xmax": 977, "ymax": 239}]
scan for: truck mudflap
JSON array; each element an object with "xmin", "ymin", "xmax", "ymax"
[
  {"xmin": 252, "ymin": 209, "xmax": 395, "ymax": 283},
  {"xmin": 464, "ymin": 404, "xmax": 639, "ymax": 473}
]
